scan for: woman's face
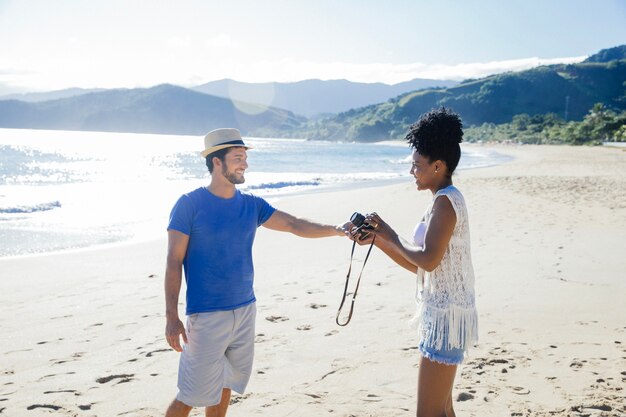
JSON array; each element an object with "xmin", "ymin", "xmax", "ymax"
[{"xmin": 410, "ymin": 150, "xmax": 436, "ymax": 191}]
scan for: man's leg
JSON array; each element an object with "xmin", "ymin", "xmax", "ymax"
[
  {"xmin": 165, "ymin": 398, "xmax": 192, "ymax": 417},
  {"xmin": 205, "ymin": 388, "xmax": 231, "ymax": 417},
  {"xmin": 175, "ymin": 311, "xmax": 233, "ymax": 414}
]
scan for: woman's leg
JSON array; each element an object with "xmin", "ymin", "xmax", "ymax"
[
  {"xmin": 416, "ymin": 356, "xmax": 458, "ymax": 417},
  {"xmin": 445, "ymin": 391, "xmax": 456, "ymax": 417}
]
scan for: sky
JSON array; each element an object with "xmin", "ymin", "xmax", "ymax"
[{"xmin": 0, "ymin": 0, "xmax": 625, "ymax": 94}]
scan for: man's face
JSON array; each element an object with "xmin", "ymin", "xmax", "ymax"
[{"xmin": 221, "ymin": 147, "xmax": 248, "ymax": 185}]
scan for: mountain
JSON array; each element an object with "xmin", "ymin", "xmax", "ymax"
[
  {"xmin": 192, "ymin": 78, "xmax": 457, "ymax": 117},
  {"xmin": 0, "ymin": 84, "xmax": 304, "ymax": 135},
  {"xmin": 584, "ymin": 45, "xmax": 626, "ymax": 63},
  {"xmin": 1, "ymin": 46, "xmax": 623, "ymax": 141},
  {"xmin": 296, "ymin": 50, "xmax": 626, "ymax": 142},
  {"xmin": 0, "ymin": 87, "xmax": 105, "ymax": 102}
]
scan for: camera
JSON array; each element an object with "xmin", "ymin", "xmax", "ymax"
[{"xmin": 350, "ymin": 212, "xmax": 374, "ymax": 240}]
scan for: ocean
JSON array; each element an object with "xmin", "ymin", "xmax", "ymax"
[{"xmin": 0, "ymin": 128, "xmax": 511, "ymax": 257}]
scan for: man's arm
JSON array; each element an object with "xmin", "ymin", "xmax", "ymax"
[
  {"xmin": 164, "ymin": 229, "xmax": 190, "ymax": 352},
  {"xmin": 262, "ymin": 209, "xmax": 345, "ymax": 238}
]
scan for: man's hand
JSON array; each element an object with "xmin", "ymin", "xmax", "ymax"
[
  {"xmin": 339, "ymin": 220, "xmax": 353, "ymax": 237},
  {"xmin": 165, "ymin": 318, "xmax": 188, "ymax": 352}
]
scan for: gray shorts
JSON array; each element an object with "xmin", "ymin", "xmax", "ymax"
[{"xmin": 176, "ymin": 302, "xmax": 256, "ymax": 407}]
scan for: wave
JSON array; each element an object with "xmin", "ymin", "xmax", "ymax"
[
  {"xmin": 0, "ymin": 200, "xmax": 62, "ymax": 214},
  {"xmin": 245, "ymin": 180, "xmax": 321, "ymax": 190}
]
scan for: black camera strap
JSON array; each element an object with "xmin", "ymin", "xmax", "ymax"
[{"xmin": 335, "ymin": 236, "xmax": 376, "ymax": 326}]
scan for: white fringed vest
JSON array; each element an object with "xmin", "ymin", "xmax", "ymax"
[{"xmin": 412, "ymin": 185, "xmax": 478, "ymax": 351}]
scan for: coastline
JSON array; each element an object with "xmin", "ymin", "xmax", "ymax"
[
  {"xmin": 0, "ymin": 144, "xmax": 625, "ymax": 416},
  {"xmin": 0, "ymin": 143, "xmax": 509, "ymax": 260}
]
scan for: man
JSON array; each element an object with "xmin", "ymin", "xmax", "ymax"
[{"xmin": 164, "ymin": 128, "xmax": 345, "ymax": 417}]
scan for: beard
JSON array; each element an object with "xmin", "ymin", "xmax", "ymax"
[{"xmin": 222, "ymin": 164, "xmax": 245, "ymax": 185}]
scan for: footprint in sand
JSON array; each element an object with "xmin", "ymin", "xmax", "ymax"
[
  {"xmin": 50, "ymin": 314, "xmax": 73, "ymax": 320},
  {"xmin": 456, "ymin": 392, "xmax": 474, "ymax": 401},
  {"xmin": 301, "ymin": 392, "xmax": 328, "ymax": 404},
  {"xmin": 5, "ymin": 348, "xmax": 32, "ymax": 354},
  {"xmin": 363, "ymin": 393, "xmax": 382, "ymax": 403},
  {"xmin": 49, "ymin": 352, "xmax": 85, "ymax": 365},
  {"xmin": 95, "ymin": 374, "xmax": 135, "ymax": 384},
  {"xmin": 306, "ymin": 303, "xmax": 327, "ymax": 309},
  {"xmin": 38, "ymin": 371, "xmax": 75, "ymax": 382},
  {"xmin": 43, "ymin": 389, "xmax": 78, "ymax": 395},
  {"xmin": 229, "ymin": 393, "xmax": 251, "ymax": 404},
  {"xmin": 146, "ymin": 348, "xmax": 169, "ymax": 357},
  {"xmin": 296, "ymin": 325, "xmax": 312, "ymax": 331},
  {"xmin": 509, "ymin": 386, "xmax": 530, "ymax": 395},
  {"xmin": 265, "ymin": 315, "xmax": 289, "ymax": 323},
  {"xmin": 27, "ymin": 404, "xmax": 63, "ymax": 411},
  {"xmin": 571, "ymin": 404, "xmax": 613, "ymax": 414}
]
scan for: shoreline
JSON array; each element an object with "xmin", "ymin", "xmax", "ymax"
[
  {"xmin": 0, "ymin": 144, "xmax": 512, "ymax": 260},
  {"xmin": 1, "ymin": 144, "xmax": 625, "ymax": 416}
]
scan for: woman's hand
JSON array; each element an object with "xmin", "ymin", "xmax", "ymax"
[
  {"xmin": 348, "ymin": 223, "xmax": 377, "ymax": 245},
  {"xmin": 364, "ymin": 212, "xmax": 394, "ymax": 241},
  {"xmin": 346, "ymin": 212, "xmax": 392, "ymax": 245}
]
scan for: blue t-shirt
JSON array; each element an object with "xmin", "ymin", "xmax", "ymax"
[{"xmin": 167, "ymin": 187, "xmax": 276, "ymax": 315}]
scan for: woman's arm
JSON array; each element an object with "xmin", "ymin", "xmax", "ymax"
[
  {"xmin": 373, "ymin": 237, "xmax": 419, "ymax": 273},
  {"xmin": 364, "ymin": 196, "xmax": 456, "ymax": 272},
  {"xmin": 349, "ymin": 215, "xmax": 419, "ymax": 274}
]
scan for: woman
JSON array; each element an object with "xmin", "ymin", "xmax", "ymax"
[{"xmin": 352, "ymin": 108, "xmax": 478, "ymax": 417}]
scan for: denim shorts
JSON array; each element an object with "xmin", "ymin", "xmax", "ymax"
[
  {"xmin": 418, "ymin": 340, "xmax": 465, "ymax": 365},
  {"xmin": 417, "ymin": 311, "xmax": 466, "ymax": 365}
]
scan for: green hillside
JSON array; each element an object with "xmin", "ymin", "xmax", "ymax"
[{"xmin": 293, "ymin": 50, "xmax": 626, "ymax": 142}]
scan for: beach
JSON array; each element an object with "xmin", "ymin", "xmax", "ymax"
[{"xmin": 1, "ymin": 144, "xmax": 625, "ymax": 416}]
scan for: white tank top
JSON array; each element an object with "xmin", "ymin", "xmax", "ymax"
[{"xmin": 413, "ymin": 185, "xmax": 478, "ymax": 352}]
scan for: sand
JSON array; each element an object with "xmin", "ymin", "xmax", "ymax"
[{"xmin": 0, "ymin": 144, "xmax": 624, "ymax": 417}]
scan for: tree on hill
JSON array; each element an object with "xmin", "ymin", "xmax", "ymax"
[
  {"xmin": 584, "ymin": 45, "xmax": 626, "ymax": 63},
  {"xmin": 464, "ymin": 103, "xmax": 626, "ymax": 145}
]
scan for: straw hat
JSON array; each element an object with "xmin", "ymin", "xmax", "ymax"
[{"xmin": 200, "ymin": 128, "xmax": 253, "ymax": 158}]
